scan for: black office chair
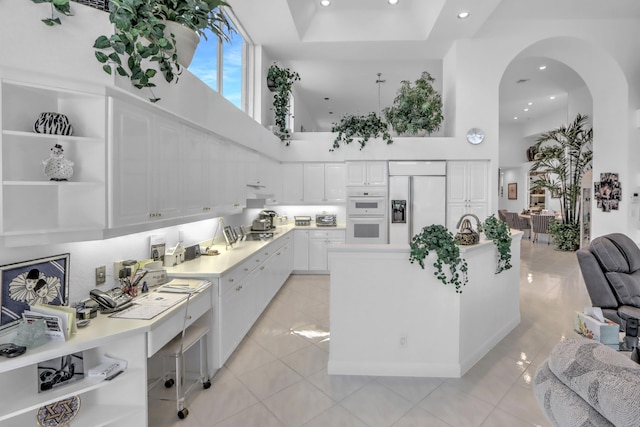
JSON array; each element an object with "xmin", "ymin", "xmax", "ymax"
[{"xmin": 577, "ymin": 233, "xmax": 640, "ymax": 348}]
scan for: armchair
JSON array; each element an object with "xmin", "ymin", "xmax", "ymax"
[{"xmin": 577, "ymin": 233, "xmax": 640, "ymax": 348}]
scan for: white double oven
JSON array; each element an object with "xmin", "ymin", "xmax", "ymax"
[{"xmin": 346, "ymin": 187, "xmax": 388, "ymax": 244}]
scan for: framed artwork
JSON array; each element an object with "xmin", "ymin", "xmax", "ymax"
[
  {"xmin": 508, "ymin": 183, "xmax": 517, "ymax": 200},
  {"xmin": 1, "ymin": 254, "xmax": 70, "ymax": 331}
]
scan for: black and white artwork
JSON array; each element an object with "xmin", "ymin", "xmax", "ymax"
[
  {"xmin": 595, "ymin": 172, "xmax": 621, "ymax": 212},
  {"xmin": 0, "ymin": 254, "xmax": 69, "ymax": 330}
]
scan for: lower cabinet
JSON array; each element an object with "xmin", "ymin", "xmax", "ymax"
[
  {"xmin": 294, "ymin": 229, "xmax": 346, "ymax": 273},
  {"xmin": 217, "ymin": 234, "xmax": 293, "ymax": 367}
]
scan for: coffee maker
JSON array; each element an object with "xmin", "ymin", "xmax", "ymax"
[{"xmin": 259, "ymin": 210, "xmax": 278, "ymax": 229}]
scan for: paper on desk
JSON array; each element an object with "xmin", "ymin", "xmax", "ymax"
[
  {"xmin": 108, "ymin": 292, "xmax": 188, "ymax": 320},
  {"xmin": 135, "ymin": 292, "xmax": 188, "ymax": 306},
  {"xmin": 157, "ymin": 279, "xmax": 211, "ymax": 293},
  {"xmin": 584, "ymin": 306, "xmax": 605, "ymax": 323}
]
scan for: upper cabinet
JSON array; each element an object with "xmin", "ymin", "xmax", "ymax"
[
  {"xmin": 282, "ymin": 163, "xmax": 346, "ymax": 204},
  {"xmin": 346, "ymin": 161, "xmax": 387, "ymax": 186},
  {"xmin": 446, "ymin": 161, "xmax": 489, "ymax": 230},
  {"xmin": 0, "ymin": 79, "xmax": 106, "ymax": 245}
]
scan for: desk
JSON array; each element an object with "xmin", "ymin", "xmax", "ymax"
[{"xmin": 0, "ymin": 285, "xmax": 213, "ymax": 427}]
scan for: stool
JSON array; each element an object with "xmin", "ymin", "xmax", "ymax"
[{"xmin": 156, "ymin": 324, "xmax": 211, "ymax": 419}]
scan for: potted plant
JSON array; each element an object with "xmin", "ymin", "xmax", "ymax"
[
  {"xmin": 267, "ymin": 64, "xmax": 300, "ymax": 143},
  {"xmin": 32, "ymin": 0, "xmax": 72, "ymax": 26},
  {"xmin": 93, "ymin": 0, "xmax": 233, "ymax": 103},
  {"xmin": 409, "ymin": 224, "xmax": 468, "ymax": 293},
  {"xmin": 480, "ymin": 214, "xmax": 512, "ymax": 274},
  {"xmin": 382, "ymin": 71, "xmax": 443, "ymax": 136},
  {"xmin": 530, "ymin": 114, "xmax": 593, "ymax": 251},
  {"xmin": 330, "ymin": 112, "xmax": 393, "ymax": 151}
]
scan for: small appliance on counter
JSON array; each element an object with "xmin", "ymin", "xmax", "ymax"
[
  {"xmin": 258, "ymin": 210, "xmax": 278, "ymax": 229},
  {"xmin": 251, "ymin": 218, "xmax": 271, "ymax": 231},
  {"xmin": 316, "ymin": 214, "xmax": 337, "ymax": 227},
  {"xmin": 294, "ymin": 216, "xmax": 312, "ymax": 226}
]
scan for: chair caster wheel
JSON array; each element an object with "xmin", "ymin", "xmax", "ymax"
[
  {"xmin": 178, "ymin": 408, "xmax": 189, "ymax": 419},
  {"xmin": 164, "ymin": 378, "xmax": 175, "ymax": 388},
  {"xmin": 203, "ymin": 380, "xmax": 211, "ymax": 389}
]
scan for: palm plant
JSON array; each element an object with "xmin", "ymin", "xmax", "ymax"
[{"xmin": 529, "ymin": 114, "xmax": 593, "ymax": 250}]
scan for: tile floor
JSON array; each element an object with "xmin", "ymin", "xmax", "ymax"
[{"xmin": 149, "ymin": 240, "xmax": 591, "ymax": 427}]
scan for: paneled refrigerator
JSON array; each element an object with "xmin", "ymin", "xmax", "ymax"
[{"xmin": 388, "ymin": 161, "xmax": 447, "ymax": 244}]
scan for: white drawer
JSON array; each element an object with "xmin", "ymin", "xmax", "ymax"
[
  {"xmin": 220, "ymin": 254, "xmax": 262, "ymax": 295},
  {"xmin": 310, "ymin": 229, "xmax": 345, "ymax": 239},
  {"xmin": 147, "ymin": 288, "xmax": 212, "ymax": 357}
]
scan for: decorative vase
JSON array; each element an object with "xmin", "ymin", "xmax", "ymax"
[
  {"xmin": 163, "ymin": 21, "xmax": 200, "ymax": 67},
  {"xmin": 33, "ymin": 112, "xmax": 73, "ymax": 136},
  {"xmin": 43, "ymin": 143, "xmax": 74, "ymax": 181},
  {"xmin": 267, "ymin": 78, "xmax": 276, "ymax": 92}
]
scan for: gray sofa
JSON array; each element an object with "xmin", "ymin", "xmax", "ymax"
[{"xmin": 534, "ymin": 337, "xmax": 640, "ymax": 427}]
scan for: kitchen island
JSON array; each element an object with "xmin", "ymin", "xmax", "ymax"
[{"xmin": 327, "ymin": 232, "xmax": 522, "ymax": 378}]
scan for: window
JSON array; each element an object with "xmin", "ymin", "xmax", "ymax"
[{"xmin": 189, "ymin": 21, "xmax": 244, "ymax": 111}]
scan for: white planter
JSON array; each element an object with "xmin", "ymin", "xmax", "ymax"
[{"xmin": 163, "ymin": 21, "xmax": 200, "ymax": 67}]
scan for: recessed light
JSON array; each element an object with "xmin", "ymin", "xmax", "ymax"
[
  {"xmin": 514, "ymin": 116, "xmax": 518, "ymax": 120},
  {"xmin": 549, "ymin": 96, "xmax": 556, "ymax": 100},
  {"xmin": 524, "ymin": 108, "xmax": 529, "ymax": 112},
  {"xmin": 539, "ymin": 65, "xmax": 547, "ymax": 70},
  {"xmin": 324, "ymin": 97, "xmax": 330, "ymax": 100},
  {"xmin": 457, "ymin": 11, "xmax": 470, "ymax": 19},
  {"xmin": 528, "ymin": 102, "xmax": 533, "ymax": 106},
  {"xmin": 320, "ymin": 0, "xmax": 331, "ymax": 7},
  {"xmin": 388, "ymin": 0, "xmax": 399, "ymax": 5}
]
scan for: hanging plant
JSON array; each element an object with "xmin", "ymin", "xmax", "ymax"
[
  {"xmin": 330, "ymin": 112, "xmax": 393, "ymax": 151},
  {"xmin": 267, "ymin": 64, "xmax": 300, "ymax": 144},
  {"xmin": 480, "ymin": 214, "xmax": 512, "ymax": 274},
  {"xmin": 32, "ymin": 0, "xmax": 72, "ymax": 26},
  {"xmin": 93, "ymin": 0, "xmax": 233, "ymax": 103},
  {"xmin": 409, "ymin": 224, "xmax": 468, "ymax": 293},
  {"xmin": 382, "ymin": 71, "xmax": 443, "ymax": 136}
]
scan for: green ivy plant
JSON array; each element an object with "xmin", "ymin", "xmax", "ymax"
[
  {"xmin": 32, "ymin": 0, "xmax": 72, "ymax": 26},
  {"xmin": 154, "ymin": 0, "xmax": 232, "ymax": 41},
  {"xmin": 267, "ymin": 64, "xmax": 300, "ymax": 144},
  {"xmin": 409, "ymin": 224, "xmax": 468, "ymax": 293},
  {"xmin": 330, "ymin": 112, "xmax": 393, "ymax": 151},
  {"xmin": 480, "ymin": 215, "xmax": 512, "ymax": 274},
  {"xmin": 382, "ymin": 71, "xmax": 443, "ymax": 136}
]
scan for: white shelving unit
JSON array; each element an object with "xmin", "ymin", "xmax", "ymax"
[{"xmin": 0, "ymin": 79, "xmax": 106, "ymax": 244}]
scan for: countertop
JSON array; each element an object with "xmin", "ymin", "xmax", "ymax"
[{"xmin": 165, "ymin": 223, "xmax": 346, "ymax": 278}]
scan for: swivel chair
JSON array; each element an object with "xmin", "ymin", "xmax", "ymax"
[{"xmin": 577, "ymin": 233, "xmax": 640, "ymax": 348}]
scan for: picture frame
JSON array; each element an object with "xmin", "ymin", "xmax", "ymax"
[
  {"xmin": 508, "ymin": 183, "xmax": 517, "ymax": 200},
  {"xmin": 1, "ymin": 254, "xmax": 70, "ymax": 331}
]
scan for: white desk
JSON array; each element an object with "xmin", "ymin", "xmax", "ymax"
[{"xmin": 0, "ymin": 285, "xmax": 213, "ymax": 427}]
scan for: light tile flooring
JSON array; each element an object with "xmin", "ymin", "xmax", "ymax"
[{"xmin": 149, "ymin": 241, "xmax": 590, "ymax": 427}]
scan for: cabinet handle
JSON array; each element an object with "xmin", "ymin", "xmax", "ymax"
[
  {"xmin": 229, "ymin": 278, "xmax": 234, "ymax": 282},
  {"xmin": 256, "ymin": 259, "xmax": 260, "ymax": 263},
  {"xmin": 244, "ymin": 268, "xmax": 249, "ymax": 272},
  {"xmin": 260, "ymin": 266, "xmax": 265, "ymax": 270},
  {"xmin": 264, "ymin": 252, "xmax": 269, "ymax": 256},
  {"xmin": 235, "ymin": 285, "xmax": 242, "ymax": 291},
  {"xmin": 277, "ymin": 252, "xmax": 281, "ymax": 255}
]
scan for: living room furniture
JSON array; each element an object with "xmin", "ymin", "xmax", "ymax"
[
  {"xmin": 534, "ymin": 337, "xmax": 640, "ymax": 427},
  {"xmin": 504, "ymin": 211, "xmax": 531, "ymax": 239},
  {"xmin": 531, "ymin": 214, "xmax": 554, "ymax": 244},
  {"xmin": 576, "ymin": 233, "xmax": 640, "ymax": 338}
]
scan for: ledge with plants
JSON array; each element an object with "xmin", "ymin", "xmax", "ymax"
[
  {"xmin": 330, "ymin": 112, "xmax": 393, "ymax": 151},
  {"xmin": 267, "ymin": 63, "xmax": 300, "ymax": 144},
  {"xmin": 383, "ymin": 71, "xmax": 443, "ymax": 136}
]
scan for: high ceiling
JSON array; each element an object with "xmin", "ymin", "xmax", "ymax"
[{"xmin": 229, "ymin": 0, "xmax": 640, "ymax": 132}]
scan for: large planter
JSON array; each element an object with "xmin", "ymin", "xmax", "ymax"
[{"xmin": 163, "ymin": 21, "xmax": 200, "ymax": 67}]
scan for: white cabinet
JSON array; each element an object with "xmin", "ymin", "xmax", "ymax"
[
  {"xmin": 304, "ymin": 163, "xmax": 325, "ymax": 203},
  {"xmin": 111, "ymin": 98, "xmax": 183, "ymax": 227},
  {"xmin": 283, "ymin": 163, "xmax": 346, "ymax": 204},
  {"xmin": 293, "ymin": 229, "xmax": 310, "ymax": 270},
  {"xmin": 282, "ymin": 163, "xmax": 304, "ymax": 203},
  {"xmin": 446, "ymin": 161, "xmax": 489, "ymax": 231},
  {"xmin": 294, "ymin": 229, "xmax": 345, "ymax": 273},
  {"xmin": 218, "ymin": 141, "xmax": 247, "ymax": 213},
  {"xmin": 0, "ymin": 79, "xmax": 106, "ymax": 244},
  {"xmin": 217, "ymin": 234, "xmax": 293, "ymax": 366},
  {"xmin": 346, "ymin": 161, "xmax": 387, "ymax": 186}
]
